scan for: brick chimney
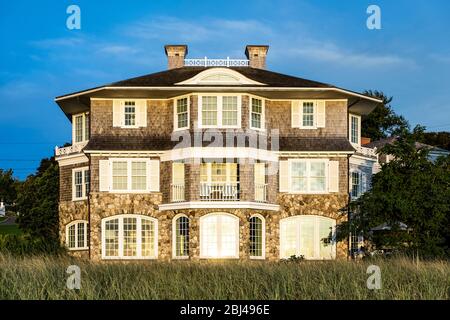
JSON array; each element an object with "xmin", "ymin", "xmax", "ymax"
[
  {"xmin": 164, "ymin": 45, "xmax": 188, "ymax": 69},
  {"xmin": 245, "ymin": 45, "xmax": 269, "ymax": 69}
]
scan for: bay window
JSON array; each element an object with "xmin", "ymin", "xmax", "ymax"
[
  {"xmin": 102, "ymin": 215, "xmax": 158, "ymax": 259},
  {"xmin": 199, "ymin": 95, "xmax": 241, "ymax": 128}
]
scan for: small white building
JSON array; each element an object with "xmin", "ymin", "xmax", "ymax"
[{"xmin": 0, "ymin": 202, "xmax": 5, "ymax": 217}]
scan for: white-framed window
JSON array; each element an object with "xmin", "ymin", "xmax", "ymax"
[
  {"xmin": 198, "ymin": 94, "xmax": 242, "ymax": 128},
  {"xmin": 113, "ymin": 99, "xmax": 147, "ymax": 128},
  {"xmin": 289, "ymin": 159, "xmax": 327, "ymax": 194},
  {"xmin": 291, "ymin": 100, "xmax": 326, "ymax": 129},
  {"xmin": 250, "ymin": 97, "xmax": 265, "ymax": 130},
  {"xmin": 72, "ymin": 112, "xmax": 89, "ymax": 144},
  {"xmin": 200, "ymin": 162, "xmax": 238, "ymax": 184},
  {"xmin": 102, "ymin": 158, "xmax": 159, "ymax": 193},
  {"xmin": 66, "ymin": 220, "xmax": 88, "ymax": 250},
  {"xmin": 280, "ymin": 215, "xmax": 336, "ymax": 260},
  {"xmin": 200, "ymin": 213, "xmax": 239, "ymax": 259},
  {"xmin": 174, "ymin": 96, "xmax": 190, "ymax": 130},
  {"xmin": 72, "ymin": 167, "xmax": 90, "ymax": 201},
  {"xmin": 172, "ymin": 214, "xmax": 189, "ymax": 259},
  {"xmin": 349, "ymin": 114, "xmax": 361, "ymax": 145},
  {"xmin": 249, "ymin": 214, "xmax": 265, "ymax": 259},
  {"xmin": 102, "ymin": 214, "xmax": 158, "ymax": 259},
  {"xmin": 350, "ymin": 170, "xmax": 367, "ymax": 199}
]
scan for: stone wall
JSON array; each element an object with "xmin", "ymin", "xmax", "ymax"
[{"xmin": 59, "ymin": 200, "xmax": 89, "ymax": 258}]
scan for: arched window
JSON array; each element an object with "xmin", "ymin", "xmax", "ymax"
[
  {"xmin": 102, "ymin": 215, "xmax": 158, "ymax": 259},
  {"xmin": 280, "ymin": 215, "xmax": 336, "ymax": 260},
  {"xmin": 200, "ymin": 213, "xmax": 239, "ymax": 259},
  {"xmin": 249, "ymin": 215, "xmax": 265, "ymax": 259},
  {"xmin": 172, "ymin": 214, "xmax": 189, "ymax": 258},
  {"xmin": 66, "ymin": 220, "xmax": 88, "ymax": 250}
]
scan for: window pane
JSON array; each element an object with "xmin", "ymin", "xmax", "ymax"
[
  {"xmin": 141, "ymin": 219, "xmax": 155, "ymax": 257},
  {"xmin": 291, "ymin": 162, "xmax": 307, "ymax": 192},
  {"xmin": 112, "ymin": 161, "xmax": 128, "ymax": 190},
  {"xmin": 77, "ymin": 222, "xmax": 85, "ymax": 248},
  {"xmin": 310, "ymin": 162, "xmax": 326, "ymax": 192},
  {"xmin": 302, "ymin": 102, "xmax": 314, "ymax": 127},
  {"xmin": 251, "ymin": 98, "xmax": 263, "ymax": 129},
  {"xmin": 222, "ymin": 96, "xmax": 238, "ymax": 126},
  {"xmin": 219, "ymin": 215, "xmax": 237, "ymax": 257},
  {"xmin": 319, "ymin": 218, "xmax": 334, "ymax": 259},
  {"xmin": 105, "ymin": 219, "xmax": 119, "ymax": 257},
  {"xmin": 352, "ymin": 172, "xmax": 360, "ymax": 198},
  {"xmin": 124, "ymin": 101, "xmax": 136, "ymax": 126},
  {"xmin": 84, "ymin": 170, "xmax": 90, "ymax": 195},
  {"xmin": 351, "ymin": 116, "xmax": 359, "ymax": 144},
  {"xmin": 250, "ymin": 216, "xmax": 263, "ymax": 257},
  {"xmin": 202, "ymin": 96, "xmax": 217, "ymax": 126},
  {"xmin": 300, "ymin": 217, "xmax": 315, "ymax": 258},
  {"xmin": 177, "ymin": 98, "xmax": 188, "ymax": 128},
  {"xmin": 68, "ymin": 225, "xmax": 76, "ymax": 248},
  {"xmin": 201, "ymin": 216, "xmax": 219, "ymax": 257},
  {"xmin": 74, "ymin": 171, "xmax": 83, "ymax": 198},
  {"xmin": 84, "ymin": 114, "xmax": 90, "ymax": 140},
  {"xmin": 123, "ymin": 217, "xmax": 137, "ymax": 257},
  {"xmin": 131, "ymin": 161, "xmax": 147, "ymax": 190},
  {"xmin": 175, "ymin": 216, "xmax": 189, "ymax": 257},
  {"xmin": 75, "ymin": 115, "xmax": 83, "ymax": 143},
  {"xmin": 280, "ymin": 219, "xmax": 297, "ymax": 258}
]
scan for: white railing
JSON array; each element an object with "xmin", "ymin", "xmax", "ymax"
[
  {"xmin": 255, "ymin": 184, "xmax": 267, "ymax": 202},
  {"xmin": 354, "ymin": 145, "xmax": 377, "ymax": 158},
  {"xmin": 200, "ymin": 182, "xmax": 239, "ymax": 201},
  {"xmin": 184, "ymin": 57, "xmax": 249, "ymax": 67},
  {"xmin": 55, "ymin": 141, "xmax": 88, "ymax": 157},
  {"xmin": 171, "ymin": 184, "xmax": 185, "ymax": 202}
]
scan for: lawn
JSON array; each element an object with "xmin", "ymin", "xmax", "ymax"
[
  {"xmin": 0, "ymin": 254, "xmax": 448, "ymax": 300},
  {"xmin": 0, "ymin": 224, "xmax": 21, "ymax": 235}
]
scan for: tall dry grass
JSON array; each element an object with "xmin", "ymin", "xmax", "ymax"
[{"xmin": 0, "ymin": 253, "xmax": 448, "ymax": 300}]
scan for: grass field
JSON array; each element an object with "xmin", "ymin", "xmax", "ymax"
[
  {"xmin": 0, "ymin": 224, "xmax": 21, "ymax": 235},
  {"xmin": 0, "ymin": 254, "xmax": 448, "ymax": 300}
]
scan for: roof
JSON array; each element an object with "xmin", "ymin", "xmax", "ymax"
[{"xmin": 84, "ymin": 135, "xmax": 355, "ymax": 153}]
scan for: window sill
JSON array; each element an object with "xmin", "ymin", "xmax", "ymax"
[
  {"xmin": 172, "ymin": 256, "xmax": 190, "ymax": 260},
  {"xmin": 102, "ymin": 256, "xmax": 158, "ymax": 260},
  {"xmin": 250, "ymin": 256, "xmax": 266, "ymax": 260},
  {"xmin": 72, "ymin": 197, "xmax": 87, "ymax": 202},
  {"xmin": 68, "ymin": 247, "xmax": 89, "ymax": 251}
]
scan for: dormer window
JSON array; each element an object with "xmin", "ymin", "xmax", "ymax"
[{"xmin": 72, "ymin": 112, "xmax": 89, "ymax": 144}]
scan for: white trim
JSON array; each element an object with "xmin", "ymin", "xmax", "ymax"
[
  {"xmin": 163, "ymin": 147, "xmax": 278, "ymax": 162},
  {"xmin": 198, "ymin": 93, "xmax": 242, "ymax": 129},
  {"xmin": 56, "ymin": 153, "xmax": 89, "ymax": 166},
  {"xmin": 277, "ymin": 151, "xmax": 351, "ymax": 157},
  {"xmin": 248, "ymin": 95, "xmax": 266, "ymax": 131},
  {"xmin": 287, "ymin": 159, "xmax": 329, "ymax": 194},
  {"xmin": 72, "ymin": 166, "xmax": 89, "ymax": 201},
  {"xmin": 176, "ymin": 68, "xmax": 265, "ymax": 86},
  {"xmin": 173, "ymin": 95, "xmax": 190, "ymax": 131},
  {"xmin": 158, "ymin": 201, "xmax": 279, "ymax": 211},
  {"xmin": 101, "ymin": 214, "xmax": 158, "ymax": 260},
  {"xmin": 279, "ymin": 215, "xmax": 336, "ymax": 260},
  {"xmin": 86, "ymin": 151, "xmax": 165, "ymax": 156},
  {"xmin": 199, "ymin": 212, "xmax": 240, "ymax": 259},
  {"xmin": 249, "ymin": 214, "xmax": 266, "ymax": 260},
  {"xmin": 56, "ymin": 87, "xmax": 383, "ymax": 103},
  {"xmin": 66, "ymin": 220, "xmax": 88, "ymax": 251},
  {"xmin": 172, "ymin": 214, "xmax": 190, "ymax": 259}
]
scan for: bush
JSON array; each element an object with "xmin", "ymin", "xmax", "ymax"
[{"xmin": 0, "ymin": 234, "xmax": 65, "ymax": 256}]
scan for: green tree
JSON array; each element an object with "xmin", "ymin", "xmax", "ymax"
[
  {"xmin": 16, "ymin": 157, "xmax": 59, "ymax": 242},
  {"xmin": 362, "ymin": 90, "xmax": 410, "ymax": 141},
  {"xmin": 419, "ymin": 131, "xmax": 450, "ymax": 151},
  {"xmin": 338, "ymin": 126, "xmax": 450, "ymax": 258}
]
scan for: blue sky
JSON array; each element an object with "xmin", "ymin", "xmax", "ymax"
[{"xmin": 1, "ymin": 0, "xmax": 450, "ymax": 179}]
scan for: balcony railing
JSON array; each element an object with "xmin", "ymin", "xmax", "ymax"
[
  {"xmin": 184, "ymin": 57, "xmax": 249, "ymax": 67},
  {"xmin": 200, "ymin": 182, "xmax": 239, "ymax": 201},
  {"xmin": 171, "ymin": 183, "xmax": 185, "ymax": 202},
  {"xmin": 55, "ymin": 141, "xmax": 88, "ymax": 157},
  {"xmin": 255, "ymin": 184, "xmax": 267, "ymax": 202},
  {"xmin": 354, "ymin": 145, "xmax": 377, "ymax": 158}
]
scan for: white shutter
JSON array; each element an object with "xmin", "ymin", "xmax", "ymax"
[
  {"xmin": 99, "ymin": 160, "xmax": 110, "ymax": 192},
  {"xmin": 137, "ymin": 100, "xmax": 147, "ymax": 127},
  {"xmin": 148, "ymin": 159, "xmax": 160, "ymax": 192},
  {"xmin": 71, "ymin": 115, "xmax": 76, "ymax": 144},
  {"xmin": 172, "ymin": 162, "xmax": 185, "ymax": 184},
  {"xmin": 279, "ymin": 160, "xmax": 289, "ymax": 192},
  {"xmin": 316, "ymin": 100, "xmax": 326, "ymax": 128},
  {"xmin": 291, "ymin": 100, "xmax": 301, "ymax": 128},
  {"xmin": 328, "ymin": 161, "xmax": 339, "ymax": 193},
  {"xmin": 113, "ymin": 100, "xmax": 123, "ymax": 127},
  {"xmin": 254, "ymin": 163, "xmax": 266, "ymax": 185}
]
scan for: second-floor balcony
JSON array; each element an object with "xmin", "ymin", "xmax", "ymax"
[{"xmin": 55, "ymin": 141, "xmax": 88, "ymax": 157}]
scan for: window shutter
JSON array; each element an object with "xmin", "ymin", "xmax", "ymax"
[
  {"xmin": 113, "ymin": 100, "xmax": 123, "ymax": 127},
  {"xmin": 148, "ymin": 159, "xmax": 160, "ymax": 192},
  {"xmin": 99, "ymin": 160, "xmax": 110, "ymax": 192},
  {"xmin": 254, "ymin": 163, "xmax": 266, "ymax": 185},
  {"xmin": 137, "ymin": 100, "xmax": 147, "ymax": 127},
  {"xmin": 328, "ymin": 161, "xmax": 339, "ymax": 192},
  {"xmin": 291, "ymin": 100, "xmax": 301, "ymax": 128},
  {"xmin": 316, "ymin": 100, "xmax": 326, "ymax": 128},
  {"xmin": 279, "ymin": 160, "xmax": 289, "ymax": 192},
  {"xmin": 172, "ymin": 163, "xmax": 185, "ymax": 185}
]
